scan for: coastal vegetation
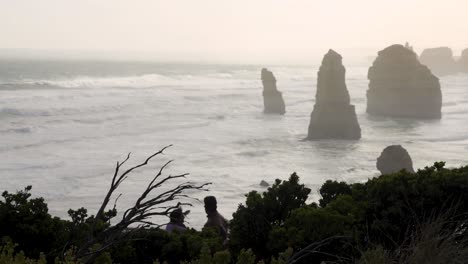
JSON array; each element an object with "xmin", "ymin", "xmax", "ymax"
[{"xmin": 1, "ymin": 148, "xmax": 467, "ymax": 263}]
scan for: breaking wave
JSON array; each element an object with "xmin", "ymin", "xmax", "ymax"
[
  {"xmin": 1, "ymin": 71, "xmax": 256, "ymax": 90},
  {"xmin": 18, "ymin": 74, "xmax": 178, "ymax": 89}
]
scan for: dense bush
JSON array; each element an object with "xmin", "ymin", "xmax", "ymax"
[
  {"xmin": 229, "ymin": 163, "xmax": 468, "ymax": 263},
  {"xmin": 229, "ymin": 173, "xmax": 310, "ymax": 259},
  {"xmin": 354, "ymin": 162, "xmax": 468, "ymax": 248},
  {"xmin": 0, "ymin": 186, "xmax": 69, "ymax": 261},
  {"xmin": 1, "ymin": 162, "xmax": 468, "ymax": 263}
]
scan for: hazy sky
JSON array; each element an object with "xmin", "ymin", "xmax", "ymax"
[{"xmin": 1, "ymin": 0, "xmax": 467, "ymax": 62}]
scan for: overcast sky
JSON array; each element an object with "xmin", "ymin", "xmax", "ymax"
[{"xmin": 1, "ymin": 0, "xmax": 467, "ymax": 62}]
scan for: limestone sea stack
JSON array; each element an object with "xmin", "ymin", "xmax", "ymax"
[
  {"xmin": 420, "ymin": 47, "xmax": 457, "ymax": 76},
  {"xmin": 261, "ymin": 68, "xmax": 286, "ymax": 114},
  {"xmin": 376, "ymin": 145, "xmax": 415, "ymax": 175},
  {"xmin": 307, "ymin": 50, "xmax": 361, "ymax": 140},
  {"xmin": 367, "ymin": 44, "xmax": 442, "ymax": 119},
  {"xmin": 459, "ymin": 48, "xmax": 468, "ymax": 73}
]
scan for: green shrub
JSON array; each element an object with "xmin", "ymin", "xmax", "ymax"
[
  {"xmin": 0, "ymin": 186, "xmax": 69, "ymax": 261},
  {"xmin": 0, "ymin": 237, "xmax": 46, "ymax": 264},
  {"xmin": 2, "ymin": 162, "xmax": 468, "ymax": 263},
  {"xmin": 229, "ymin": 173, "xmax": 310, "ymax": 258},
  {"xmin": 319, "ymin": 180, "xmax": 352, "ymax": 207}
]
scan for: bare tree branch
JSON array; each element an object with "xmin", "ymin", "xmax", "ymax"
[{"xmin": 72, "ymin": 145, "xmax": 211, "ymax": 263}]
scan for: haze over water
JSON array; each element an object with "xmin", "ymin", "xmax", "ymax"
[{"xmin": 1, "ymin": 58, "xmax": 468, "ymax": 228}]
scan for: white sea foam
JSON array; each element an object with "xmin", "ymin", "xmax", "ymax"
[
  {"xmin": 3, "ymin": 72, "xmax": 256, "ymax": 90},
  {"xmin": 18, "ymin": 74, "xmax": 184, "ymax": 89}
]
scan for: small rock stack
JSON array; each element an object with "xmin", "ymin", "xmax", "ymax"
[
  {"xmin": 307, "ymin": 50, "xmax": 361, "ymax": 140},
  {"xmin": 376, "ymin": 145, "xmax": 415, "ymax": 175},
  {"xmin": 420, "ymin": 47, "xmax": 458, "ymax": 76},
  {"xmin": 261, "ymin": 68, "xmax": 286, "ymax": 115},
  {"xmin": 367, "ymin": 44, "xmax": 442, "ymax": 119}
]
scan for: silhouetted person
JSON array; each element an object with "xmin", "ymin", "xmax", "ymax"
[
  {"xmin": 203, "ymin": 196, "xmax": 229, "ymax": 241},
  {"xmin": 165, "ymin": 208, "xmax": 187, "ymax": 233}
]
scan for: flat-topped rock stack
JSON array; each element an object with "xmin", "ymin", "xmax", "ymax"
[
  {"xmin": 367, "ymin": 44, "xmax": 442, "ymax": 119},
  {"xmin": 261, "ymin": 68, "xmax": 286, "ymax": 115},
  {"xmin": 376, "ymin": 145, "xmax": 415, "ymax": 175},
  {"xmin": 420, "ymin": 47, "xmax": 458, "ymax": 76},
  {"xmin": 307, "ymin": 50, "xmax": 361, "ymax": 140}
]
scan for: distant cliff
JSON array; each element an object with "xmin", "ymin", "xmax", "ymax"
[{"xmin": 419, "ymin": 47, "xmax": 458, "ymax": 76}]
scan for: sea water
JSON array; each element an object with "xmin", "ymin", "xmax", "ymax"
[{"xmin": 1, "ymin": 59, "xmax": 467, "ymax": 228}]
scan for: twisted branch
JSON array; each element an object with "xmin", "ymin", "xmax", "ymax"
[{"xmin": 75, "ymin": 145, "xmax": 211, "ymax": 263}]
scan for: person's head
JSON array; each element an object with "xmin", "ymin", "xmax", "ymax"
[
  {"xmin": 204, "ymin": 196, "xmax": 217, "ymax": 214},
  {"xmin": 169, "ymin": 208, "xmax": 184, "ymax": 224}
]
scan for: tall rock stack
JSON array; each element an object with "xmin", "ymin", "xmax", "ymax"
[
  {"xmin": 459, "ymin": 48, "xmax": 468, "ymax": 73},
  {"xmin": 261, "ymin": 68, "xmax": 286, "ymax": 115},
  {"xmin": 367, "ymin": 44, "xmax": 442, "ymax": 119},
  {"xmin": 420, "ymin": 47, "xmax": 457, "ymax": 76},
  {"xmin": 376, "ymin": 145, "xmax": 415, "ymax": 175},
  {"xmin": 307, "ymin": 50, "xmax": 361, "ymax": 140}
]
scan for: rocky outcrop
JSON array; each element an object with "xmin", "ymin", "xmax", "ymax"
[
  {"xmin": 259, "ymin": 180, "xmax": 269, "ymax": 187},
  {"xmin": 376, "ymin": 145, "xmax": 415, "ymax": 175},
  {"xmin": 307, "ymin": 50, "xmax": 361, "ymax": 140},
  {"xmin": 367, "ymin": 44, "xmax": 442, "ymax": 119},
  {"xmin": 404, "ymin": 42, "xmax": 414, "ymax": 52},
  {"xmin": 459, "ymin": 48, "xmax": 468, "ymax": 73},
  {"xmin": 420, "ymin": 47, "xmax": 457, "ymax": 76},
  {"xmin": 261, "ymin": 68, "xmax": 285, "ymax": 114}
]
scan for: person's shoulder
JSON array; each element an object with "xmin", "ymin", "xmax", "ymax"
[
  {"xmin": 204, "ymin": 216, "xmax": 215, "ymax": 227},
  {"xmin": 219, "ymin": 213, "xmax": 229, "ymax": 227},
  {"xmin": 217, "ymin": 212, "xmax": 228, "ymax": 222},
  {"xmin": 166, "ymin": 223, "xmax": 175, "ymax": 232},
  {"xmin": 166, "ymin": 223, "xmax": 187, "ymax": 233}
]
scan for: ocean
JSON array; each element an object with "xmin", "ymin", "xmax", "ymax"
[{"xmin": 1, "ymin": 59, "xmax": 467, "ymax": 229}]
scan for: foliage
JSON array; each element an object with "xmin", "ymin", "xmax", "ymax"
[
  {"xmin": 0, "ymin": 186, "xmax": 69, "ymax": 261},
  {"xmin": 235, "ymin": 249, "xmax": 256, "ymax": 264},
  {"xmin": 319, "ymin": 180, "xmax": 352, "ymax": 207},
  {"xmin": 103, "ymin": 226, "xmax": 224, "ymax": 264},
  {"xmin": 358, "ymin": 209, "xmax": 468, "ymax": 264},
  {"xmin": 356, "ymin": 162, "xmax": 468, "ymax": 248},
  {"xmin": 0, "ymin": 238, "xmax": 47, "ymax": 264},
  {"xmin": 229, "ymin": 173, "xmax": 310, "ymax": 259},
  {"xmin": 179, "ymin": 244, "xmax": 231, "ymax": 264},
  {"xmin": 358, "ymin": 246, "xmax": 392, "ymax": 264},
  {"xmin": 270, "ymin": 247, "xmax": 292, "ymax": 264},
  {"xmin": 269, "ymin": 206, "xmax": 353, "ymax": 252},
  {"xmin": 2, "ymin": 161, "xmax": 468, "ymax": 263}
]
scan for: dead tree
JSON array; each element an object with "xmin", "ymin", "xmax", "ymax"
[{"xmin": 72, "ymin": 145, "xmax": 211, "ymax": 263}]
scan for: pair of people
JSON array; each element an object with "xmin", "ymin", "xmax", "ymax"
[{"xmin": 165, "ymin": 196, "xmax": 229, "ymax": 241}]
